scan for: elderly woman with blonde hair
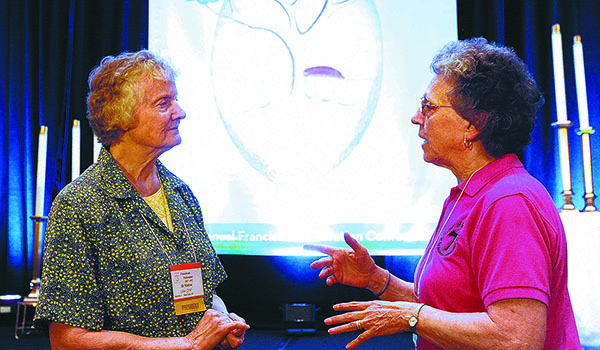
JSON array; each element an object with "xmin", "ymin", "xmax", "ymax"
[{"xmin": 35, "ymin": 50, "xmax": 248, "ymax": 350}]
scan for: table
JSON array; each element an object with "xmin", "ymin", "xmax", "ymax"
[{"xmin": 562, "ymin": 211, "xmax": 600, "ymax": 347}]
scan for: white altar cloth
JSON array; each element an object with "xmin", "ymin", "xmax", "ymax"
[{"xmin": 562, "ymin": 211, "xmax": 600, "ymax": 347}]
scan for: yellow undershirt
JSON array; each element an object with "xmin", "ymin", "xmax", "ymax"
[{"xmin": 143, "ymin": 185, "xmax": 174, "ymax": 231}]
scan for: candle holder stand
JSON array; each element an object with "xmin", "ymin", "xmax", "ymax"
[
  {"xmin": 23, "ymin": 215, "xmax": 48, "ymax": 304},
  {"xmin": 552, "ymin": 121, "xmax": 577, "ymax": 211},
  {"xmin": 15, "ymin": 215, "xmax": 47, "ymax": 339},
  {"xmin": 577, "ymin": 127, "xmax": 596, "ymax": 211}
]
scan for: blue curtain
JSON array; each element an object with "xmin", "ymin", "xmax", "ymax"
[
  {"xmin": 0, "ymin": 0, "xmax": 147, "ymax": 295},
  {"xmin": 1, "ymin": 0, "xmax": 599, "ymax": 296}
]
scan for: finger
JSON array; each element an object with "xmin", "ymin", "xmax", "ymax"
[
  {"xmin": 226, "ymin": 314, "xmax": 247, "ymax": 345},
  {"xmin": 318, "ymin": 265, "xmax": 333, "ymax": 279},
  {"xmin": 234, "ymin": 322, "xmax": 250, "ymax": 331},
  {"xmin": 226, "ymin": 319, "xmax": 250, "ymax": 332},
  {"xmin": 228, "ymin": 314, "xmax": 247, "ymax": 338},
  {"xmin": 327, "ymin": 321, "xmax": 360, "ymax": 335},
  {"xmin": 228, "ymin": 312, "xmax": 247, "ymax": 325},
  {"xmin": 226, "ymin": 330, "xmax": 245, "ymax": 348},
  {"xmin": 344, "ymin": 232, "xmax": 368, "ymax": 254},
  {"xmin": 311, "ymin": 256, "xmax": 333, "ymax": 270},
  {"xmin": 228, "ymin": 338, "xmax": 244, "ymax": 349},
  {"xmin": 333, "ymin": 302, "xmax": 370, "ymax": 311},
  {"xmin": 303, "ymin": 244, "xmax": 337, "ymax": 255},
  {"xmin": 231, "ymin": 328, "xmax": 245, "ymax": 337},
  {"xmin": 346, "ymin": 331, "xmax": 372, "ymax": 350},
  {"xmin": 218, "ymin": 337, "xmax": 229, "ymax": 350},
  {"xmin": 324, "ymin": 315, "xmax": 343, "ymax": 326},
  {"xmin": 326, "ymin": 275, "xmax": 337, "ymax": 286},
  {"xmin": 324, "ymin": 312, "xmax": 358, "ymax": 326}
]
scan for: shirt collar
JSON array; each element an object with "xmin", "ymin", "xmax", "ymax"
[
  {"xmin": 456, "ymin": 154, "xmax": 524, "ymax": 197},
  {"xmin": 96, "ymin": 146, "xmax": 186, "ymax": 200}
]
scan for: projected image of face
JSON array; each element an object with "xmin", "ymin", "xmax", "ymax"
[{"xmin": 211, "ymin": 0, "xmax": 383, "ymax": 182}]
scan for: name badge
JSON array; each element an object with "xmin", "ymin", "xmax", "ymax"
[{"xmin": 170, "ymin": 262, "xmax": 206, "ymax": 315}]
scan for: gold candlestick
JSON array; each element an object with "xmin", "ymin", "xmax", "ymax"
[
  {"xmin": 23, "ymin": 215, "xmax": 48, "ymax": 304},
  {"xmin": 552, "ymin": 120, "xmax": 576, "ymax": 211},
  {"xmin": 16, "ymin": 215, "xmax": 47, "ymax": 338},
  {"xmin": 578, "ymin": 127, "xmax": 596, "ymax": 211}
]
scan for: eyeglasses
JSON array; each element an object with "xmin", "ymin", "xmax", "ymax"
[{"xmin": 420, "ymin": 95, "xmax": 454, "ymax": 117}]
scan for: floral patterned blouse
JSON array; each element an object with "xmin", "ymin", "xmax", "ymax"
[{"xmin": 34, "ymin": 148, "xmax": 226, "ymax": 337}]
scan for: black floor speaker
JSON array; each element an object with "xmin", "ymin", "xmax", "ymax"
[{"xmin": 282, "ymin": 303, "xmax": 316, "ymax": 334}]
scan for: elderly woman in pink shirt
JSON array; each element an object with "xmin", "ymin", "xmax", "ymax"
[{"xmin": 306, "ymin": 38, "xmax": 580, "ymax": 350}]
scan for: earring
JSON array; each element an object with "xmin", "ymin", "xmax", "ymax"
[{"xmin": 463, "ymin": 136, "xmax": 473, "ymax": 150}]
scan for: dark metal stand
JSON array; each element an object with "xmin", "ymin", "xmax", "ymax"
[{"xmin": 15, "ymin": 215, "xmax": 47, "ymax": 339}]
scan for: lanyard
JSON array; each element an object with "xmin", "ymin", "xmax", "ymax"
[
  {"xmin": 415, "ymin": 164, "xmax": 484, "ymax": 298},
  {"xmin": 141, "ymin": 207, "xmax": 199, "ymax": 266}
]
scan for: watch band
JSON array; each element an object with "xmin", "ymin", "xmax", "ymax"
[{"xmin": 408, "ymin": 303, "xmax": 425, "ymax": 332}]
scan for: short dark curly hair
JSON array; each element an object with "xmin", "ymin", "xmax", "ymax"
[
  {"xmin": 431, "ymin": 38, "xmax": 543, "ymax": 158},
  {"xmin": 87, "ymin": 50, "xmax": 178, "ymax": 146}
]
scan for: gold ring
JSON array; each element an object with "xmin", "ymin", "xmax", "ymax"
[{"xmin": 356, "ymin": 320, "xmax": 362, "ymax": 330}]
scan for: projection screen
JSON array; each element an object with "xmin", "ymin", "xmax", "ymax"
[{"xmin": 149, "ymin": 0, "xmax": 458, "ymax": 255}]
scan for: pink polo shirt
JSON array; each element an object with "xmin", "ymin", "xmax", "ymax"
[{"xmin": 414, "ymin": 154, "xmax": 580, "ymax": 349}]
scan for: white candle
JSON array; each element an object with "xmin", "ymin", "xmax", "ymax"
[
  {"xmin": 35, "ymin": 126, "xmax": 48, "ymax": 217},
  {"xmin": 551, "ymin": 24, "xmax": 569, "ymax": 123},
  {"xmin": 93, "ymin": 135, "xmax": 101, "ymax": 162},
  {"xmin": 573, "ymin": 35, "xmax": 590, "ymax": 129},
  {"xmin": 72, "ymin": 119, "xmax": 81, "ymax": 181}
]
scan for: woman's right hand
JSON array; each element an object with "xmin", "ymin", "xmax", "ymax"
[
  {"xmin": 185, "ymin": 309, "xmax": 249, "ymax": 350},
  {"xmin": 304, "ymin": 232, "xmax": 378, "ymax": 289}
]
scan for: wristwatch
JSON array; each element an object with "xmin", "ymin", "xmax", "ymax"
[{"xmin": 408, "ymin": 303, "xmax": 425, "ymax": 332}]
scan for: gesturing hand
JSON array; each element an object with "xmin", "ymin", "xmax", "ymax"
[
  {"xmin": 324, "ymin": 300, "xmax": 416, "ymax": 350},
  {"xmin": 304, "ymin": 232, "xmax": 377, "ymax": 288}
]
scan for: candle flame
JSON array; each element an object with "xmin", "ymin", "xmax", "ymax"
[
  {"xmin": 574, "ymin": 35, "xmax": 582, "ymax": 44},
  {"xmin": 73, "ymin": 119, "xmax": 80, "ymax": 127},
  {"xmin": 552, "ymin": 24, "xmax": 561, "ymax": 33},
  {"xmin": 40, "ymin": 125, "xmax": 47, "ymax": 134}
]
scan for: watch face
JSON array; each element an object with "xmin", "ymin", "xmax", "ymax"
[{"xmin": 409, "ymin": 316, "xmax": 417, "ymax": 327}]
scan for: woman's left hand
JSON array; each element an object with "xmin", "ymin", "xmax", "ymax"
[
  {"xmin": 324, "ymin": 301, "xmax": 417, "ymax": 350},
  {"xmin": 214, "ymin": 312, "xmax": 247, "ymax": 349}
]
